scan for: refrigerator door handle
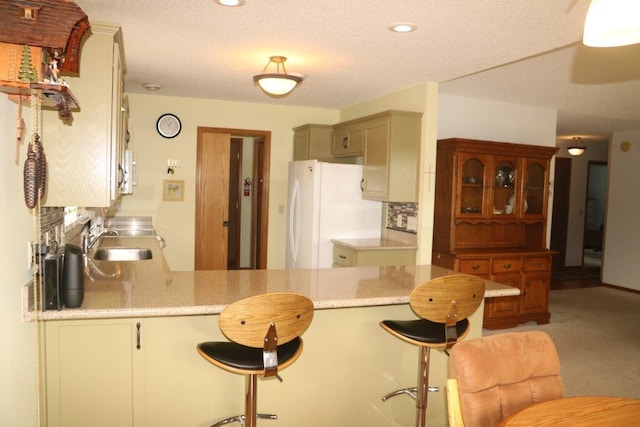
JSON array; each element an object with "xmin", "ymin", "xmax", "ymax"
[{"xmin": 289, "ymin": 179, "xmax": 300, "ymax": 264}]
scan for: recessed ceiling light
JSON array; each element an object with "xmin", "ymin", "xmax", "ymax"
[
  {"xmin": 213, "ymin": 0, "xmax": 246, "ymax": 6},
  {"xmin": 389, "ymin": 23, "xmax": 417, "ymax": 33},
  {"xmin": 142, "ymin": 83, "xmax": 161, "ymax": 91}
]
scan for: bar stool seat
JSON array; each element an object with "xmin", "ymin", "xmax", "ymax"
[
  {"xmin": 379, "ymin": 274, "xmax": 485, "ymax": 427},
  {"xmin": 197, "ymin": 292, "xmax": 314, "ymax": 427},
  {"xmin": 198, "ymin": 338, "xmax": 302, "ymax": 372}
]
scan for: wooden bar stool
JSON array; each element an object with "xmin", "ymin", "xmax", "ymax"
[
  {"xmin": 197, "ymin": 292, "xmax": 314, "ymax": 427},
  {"xmin": 379, "ymin": 274, "xmax": 485, "ymax": 427}
]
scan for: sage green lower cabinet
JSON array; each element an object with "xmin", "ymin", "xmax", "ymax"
[
  {"xmin": 44, "ymin": 305, "xmax": 475, "ymax": 426},
  {"xmin": 333, "ymin": 243, "xmax": 416, "ymax": 267},
  {"xmin": 45, "ymin": 319, "xmax": 144, "ymax": 427},
  {"xmin": 45, "ymin": 316, "xmax": 230, "ymax": 427}
]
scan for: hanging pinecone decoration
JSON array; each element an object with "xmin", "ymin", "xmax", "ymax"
[
  {"xmin": 23, "ymin": 144, "xmax": 39, "ymax": 209},
  {"xmin": 34, "ymin": 134, "xmax": 47, "ymax": 201},
  {"xmin": 23, "ymin": 134, "xmax": 47, "ymax": 209}
]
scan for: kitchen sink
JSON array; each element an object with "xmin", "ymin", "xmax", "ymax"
[{"xmin": 93, "ymin": 247, "xmax": 153, "ymax": 261}]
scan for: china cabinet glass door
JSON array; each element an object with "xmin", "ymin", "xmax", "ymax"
[
  {"xmin": 490, "ymin": 157, "xmax": 520, "ymax": 218},
  {"xmin": 523, "ymin": 159, "xmax": 547, "ymax": 217},
  {"xmin": 457, "ymin": 153, "xmax": 490, "ymax": 217}
]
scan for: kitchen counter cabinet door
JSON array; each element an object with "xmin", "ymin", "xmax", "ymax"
[
  {"xmin": 45, "ymin": 319, "xmax": 144, "ymax": 427},
  {"xmin": 140, "ymin": 316, "xmax": 242, "ymax": 426},
  {"xmin": 43, "ymin": 23, "xmax": 125, "ymax": 207}
]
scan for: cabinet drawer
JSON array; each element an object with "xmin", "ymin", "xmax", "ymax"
[
  {"xmin": 492, "ymin": 258, "xmax": 522, "ymax": 274},
  {"xmin": 523, "ymin": 256, "xmax": 551, "ymax": 272},
  {"xmin": 458, "ymin": 259, "xmax": 490, "ymax": 275},
  {"xmin": 333, "ymin": 246, "xmax": 356, "ymax": 267}
]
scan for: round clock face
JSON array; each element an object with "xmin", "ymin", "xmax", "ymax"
[{"xmin": 156, "ymin": 113, "xmax": 181, "ymax": 138}]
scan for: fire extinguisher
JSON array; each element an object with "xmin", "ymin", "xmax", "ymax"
[{"xmin": 244, "ymin": 178, "xmax": 251, "ymax": 197}]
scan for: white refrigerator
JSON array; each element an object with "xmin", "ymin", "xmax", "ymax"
[{"xmin": 286, "ymin": 160, "xmax": 382, "ymax": 269}]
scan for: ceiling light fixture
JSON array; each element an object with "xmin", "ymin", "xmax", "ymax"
[
  {"xmin": 253, "ymin": 56, "xmax": 303, "ymax": 98},
  {"xmin": 583, "ymin": 0, "xmax": 640, "ymax": 47},
  {"xmin": 389, "ymin": 22, "xmax": 417, "ymax": 33},
  {"xmin": 212, "ymin": 0, "xmax": 246, "ymax": 6},
  {"xmin": 567, "ymin": 137, "xmax": 586, "ymax": 156},
  {"xmin": 142, "ymin": 83, "xmax": 161, "ymax": 91}
]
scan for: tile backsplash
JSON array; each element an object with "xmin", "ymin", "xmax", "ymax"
[
  {"xmin": 39, "ymin": 207, "xmax": 64, "ymax": 249},
  {"xmin": 387, "ymin": 202, "xmax": 418, "ymax": 234}
]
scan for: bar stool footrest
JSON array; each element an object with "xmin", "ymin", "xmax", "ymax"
[
  {"xmin": 210, "ymin": 413, "xmax": 277, "ymax": 427},
  {"xmin": 381, "ymin": 386, "xmax": 440, "ymax": 402}
]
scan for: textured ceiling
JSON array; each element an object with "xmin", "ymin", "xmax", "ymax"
[{"xmin": 73, "ymin": 0, "xmax": 640, "ymax": 139}]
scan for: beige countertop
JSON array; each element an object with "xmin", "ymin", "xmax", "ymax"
[
  {"xmin": 331, "ymin": 237, "xmax": 418, "ymax": 250},
  {"xmin": 24, "ymin": 236, "xmax": 519, "ymax": 321}
]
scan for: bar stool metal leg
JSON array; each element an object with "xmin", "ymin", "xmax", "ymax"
[
  {"xmin": 245, "ymin": 375, "xmax": 257, "ymax": 427},
  {"xmin": 210, "ymin": 375, "xmax": 277, "ymax": 427},
  {"xmin": 416, "ymin": 346, "xmax": 430, "ymax": 427},
  {"xmin": 380, "ymin": 346, "xmax": 440, "ymax": 427}
]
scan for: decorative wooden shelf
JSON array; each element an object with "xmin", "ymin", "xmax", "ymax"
[
  {"xmin": 31, "ymin": 83, "xmax": 79, "ymax": 110},
  {"xmin": 1, "ymin": 82, "xmax": 79, "ymax": 122}
]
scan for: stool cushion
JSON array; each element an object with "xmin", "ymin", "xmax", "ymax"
[
  {"xmin": 198, "ymin": 337, "xmax": 301, "ymax": 371},
  {"xmin": 381, "ymin": 318, "xmax": 469, "ymax": 345}
]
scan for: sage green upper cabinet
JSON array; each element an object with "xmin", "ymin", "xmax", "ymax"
[
  {"xmin": 332, "ymin": 121, "xmax": 364, "ymax": 157},
  {"xmin": 293, "ymin": 124, "xmax": 334, "ymax": 161},
  {"xmin": 360, "ymin": 111, "xmax": 422, "ymax": 202},
  {"xmin": 43, "ymin": 23, "xmax": 126, "ymax": 207}
]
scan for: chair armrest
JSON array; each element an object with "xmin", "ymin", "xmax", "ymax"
[{"xmin": 447, "ymin": 378, "xmax": 465, "ymax": 427}]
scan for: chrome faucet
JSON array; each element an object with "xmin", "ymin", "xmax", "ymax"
[{"xmin": 82, "ymin": 229, "xmax": 118, "ymax": 254}]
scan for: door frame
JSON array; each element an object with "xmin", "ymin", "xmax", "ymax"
[
  {"xmin": 582, "ymin": 160, "xmax": 607, "ymax": 266},
  {"xmin": 195, "ymin": 127, "xmax": 271, "ymax": 270},
  {"xmin": 550, "ymin": 157, "xmax": 572, "ymax": 270}
]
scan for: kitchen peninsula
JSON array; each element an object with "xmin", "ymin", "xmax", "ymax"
[{"xmin": 27, "ymin": 236, "xmax": 518, "ymax": 427}]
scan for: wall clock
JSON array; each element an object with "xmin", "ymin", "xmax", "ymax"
[{"xmin": 156, "ymin": 113, "xmax": 182, "ymax": 138}]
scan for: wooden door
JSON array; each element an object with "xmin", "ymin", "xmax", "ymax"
[
  {"xmin": 252, "ymin": 138, "xmax": 265, "ymax": 269},
  {"xmin": 227, "ymin": 138, "xmax": 242, "ymax": 269},
  {"xmin": 195, "ymin": 130, "xmax": 230, "ymax": 270}
]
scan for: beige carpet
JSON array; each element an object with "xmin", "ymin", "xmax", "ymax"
[{"xmin": 483, "ymin": 287, "xmax": 640, "ymax": 398}]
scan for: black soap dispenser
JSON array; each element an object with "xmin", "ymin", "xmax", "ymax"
[{"xmin": 62, "ymin": 244, "xmax": 84, "ymax": 308}]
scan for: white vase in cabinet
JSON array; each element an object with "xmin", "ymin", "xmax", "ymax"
[{"xmin": 43, "ymin": 23, "xmax": 126, "ymax": 207}]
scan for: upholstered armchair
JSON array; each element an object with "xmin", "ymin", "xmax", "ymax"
[{"xmin": 447, "ymin": 331, "xmax": 563, "ymax": 427}]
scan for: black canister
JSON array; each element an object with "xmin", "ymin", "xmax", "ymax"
[{"xmin": 62, "ymin": 244, "xmax": 84, "ymax": 308}]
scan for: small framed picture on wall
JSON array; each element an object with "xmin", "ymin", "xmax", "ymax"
[{"xmin": 163, "ymin": 179, "xmax": 184, "ymax": 201}]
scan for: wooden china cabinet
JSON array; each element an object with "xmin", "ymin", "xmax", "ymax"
[{"xmin": 432, "ymin": 138, "xmax": 558, "ymax": 329}]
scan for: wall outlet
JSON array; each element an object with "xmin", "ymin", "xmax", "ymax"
[{"xmin": 407, "ymin": 216, "xmax": 418, "ymax": 232}]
